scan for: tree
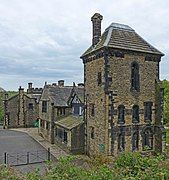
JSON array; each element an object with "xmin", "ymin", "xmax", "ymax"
[{"xmin": 163, "ymin": 80, "xmax": 169, "ymax": 126}]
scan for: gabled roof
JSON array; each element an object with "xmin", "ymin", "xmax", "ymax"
[
  {"xmin": 41, "ymin": 85, "xmax": 73, "ymax": 107},
  {"xmin": 81, "ymin": 22, "xmax": 164, "ymax": 57},
  {"xmin": 26, "ymin": 94, "xmax": 41, "ymax": 102},
  {"xmin": 68, "ymin": 86, "xmax": 84, "ymax": 105}
]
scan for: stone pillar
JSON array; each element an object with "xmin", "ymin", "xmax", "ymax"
[{"xmin": 91, "ymin": 13, "xmax": 103, "ymax": 46}]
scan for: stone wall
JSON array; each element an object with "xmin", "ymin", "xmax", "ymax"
[
  {"xmin": 84, "ymin": 57, "xmax": 110, "ymax": 156},
  {"xmin": 83, "ymin": 49, "xmax": 164, "ymax": 156}
]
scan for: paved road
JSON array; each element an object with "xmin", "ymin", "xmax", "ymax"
[{"xmin": 0, "ymin": 128, "xmax": 55, "ymax": 174}]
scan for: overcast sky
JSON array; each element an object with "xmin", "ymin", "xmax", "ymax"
[{"xmin": 0, "ymin": 0, "xmax": 168, "ymax": 90}]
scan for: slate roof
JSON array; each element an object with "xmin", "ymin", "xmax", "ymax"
[
  {"xmin": 82, "ymin": 23, "xmax": 164, "ymax": 57},
  {"xmin": 73, "ymin": 86, "xmax": 84, "ymax": 103},
  {"xmin": 41, "ymin": 85, "xmax": 73, "ymax": 107},
  {"xmin": 27, "ymin": 94, "xmax": 41, "ymax": 102},
  {"xmin": 55, "ymin": 115, "xmax": 83, "ymax": 130}
]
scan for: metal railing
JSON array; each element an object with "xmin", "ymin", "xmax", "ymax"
[{"xmin": 1, "ymin": 148, "xmax": 51, "ymax": 166}]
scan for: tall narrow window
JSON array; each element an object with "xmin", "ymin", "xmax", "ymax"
[
  {"xmin": 90, "ymin": 104, "xmax": 95, "ymax": 117},
  {"xmin": 55, "ymin": 127, "xmax": 58, "ymax": 137},
  {"xmin": 28, "ymin": 103, "xmax": 33, "ymax": 110},
  {"xmin": 132, "ymin": 132, "xmax": 139, "ymax": 151},
  {"xmin": 132, "ymin": 105, "xmax": 139, "ymax": 123},
  {"xmin": 142, "ymin": 128, "xmax": 153, "ymax": 150},
  {"xmin": 118, "ymin": 105, "xmax": 125, "ymax": 124},
  {"xmin": 97, "ymin": 72, "xmax": 102, "ymax": 85},
  {"xmin": 131, "ymin": 62, "xmax": 140, "ymax": 91},
  {"xmin": 144, "ymin": 102, "xmax": 153, "ymax": 122},
  {"xmin": 91, "ymin": 127, "xmax": 94, "ymax": 139},
  {"xmin": 64, "ymin": 131, "xmax": 68, "ymax": 143},
  {"xmin": 42, "ymin": 101, "xmax": 47, "ymax": 113},
  {"xmin": 118, "ymin": 133, "xmax": 125, "ymax": 151}
]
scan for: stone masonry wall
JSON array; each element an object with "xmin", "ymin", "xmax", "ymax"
[
  {"xmin": 85, "ymin": 57, "xmax": 110, "ymax": 156},
  {"xmin": 107, "ymin": 52, "xmax": 161, "ymax": 155}
]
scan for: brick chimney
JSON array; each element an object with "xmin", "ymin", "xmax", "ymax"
[
  {"xmin": 28, "ymin": 82, "xmax": 33, "ymax": 89},
  {"xmin": 91, "ymin": 13, "xmax": 103, "ymax": 46},
  {"xmin": 58, "ymin": 80, "xmax": 64, "ymax": 87}
]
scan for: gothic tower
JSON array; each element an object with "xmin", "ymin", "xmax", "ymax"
[{"xmin": 81, "ymin": 13, "xmax": 166, "ymax": 156}]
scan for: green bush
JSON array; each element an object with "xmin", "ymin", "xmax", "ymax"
[{"xmin": 0, "ymin": 151, "xmax": 169, "ymax": 179}]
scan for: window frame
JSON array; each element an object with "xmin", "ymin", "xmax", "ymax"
[
  {"xmin": 118, "ymin": 105, "xmax": 125, "ymax": 124},
  {"xmin": 131, "ymin": 62, "xmax": 140, "ymax": 92},
  {"xmin": 132, "ymin": 131, "xmax": 139, "ymax": 151},
  {"xmin": 132, "ymin": 105, "xmax": 139, "ymax": 123},
  {"xmin": 97, "ymin": 72, "xmax": 102, "ymax": 85},
  {"xmin": 42, "ymin": 101, "xmax": 47, "ymax": 113},
  {"xmin": 144, "ymin": 102, "xmax": 153, "ymax": 122},
  {"xmin": 118, "ymin": 132, "xmax": 125, "ymax": 152}
]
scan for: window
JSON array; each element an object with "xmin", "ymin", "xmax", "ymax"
[
  {"xmin": 64, "ymin": 131, "xmax": 68, "ymax": 143},
  {"xmin": 60, "ymin": 108, "xmax": 66, "ymax": 115},
  {"xmin": 90, "ymin": 104, "xmax": 95, "ymax": 117},
  {"xmin": 55, "ymin": 127, "xmax": 58, "ymax": 137},
  {"xmin": 28, "ymin": 103, "xmax": 33, "ymax": 110},
  {"xmin": 118, "ymin": 105, "xmax": 125, "ymax": 124},
  {"xmin": 144, "ymin": 102, "xmax": 153, "ymax": 122},
  {"xmin": 42, "ymin": 101, "xmax": 47, "ymax": 113},
  {"xmin": 58, "ymin": 129, "xmax": 63, "ymax": 139},
  {"xmin": 91, "ymin": 127, "xmax": 94, "ymax": 139},
  {"xmin": 115, "ymin": 51, "xmax": 124, "ymax": 58},
  {"xmin": 142, "ymin": 128, "xmax": 153, "ymax": 150},
  {"xmin": 132, "ymin": 132, "xmax": 139, "ymax": 151},
  {"xmin": 46, "ymin": 121, "xmax": 49, "ymax": 130},
  {"xmin": 118, "ymin": 133, "xmax": 125, "ymax": 151},
  {"xmin": 97, "ymin": 72, "xmax": 102, "ymax": 85},
  {"xmin": 132, "ymin": 105, "xmax": 139, "ymax": 123},
  {"xmin": 131, "ymin": 62, "xmax": 140, "ymax": 91}
]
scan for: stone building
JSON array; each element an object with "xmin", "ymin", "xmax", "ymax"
[
  {"xmin": 3, "ymin": 83, "xmax": 42, "ymax": 128},
  {"xmin": 39, "ymin": 81, "xmax": 84, "ymax": 154},
  {"xmin": 81, "ymin": 13, "xmax": 166, "ymax": 156}
]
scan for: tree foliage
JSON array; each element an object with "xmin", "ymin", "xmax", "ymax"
[
  {"xmin": 163, "ymin": 80, "xmax": 169, "ymax": 126},
  {"xmin": 1, "ymin": 152, "xmax": 169, "ymax": 179}
]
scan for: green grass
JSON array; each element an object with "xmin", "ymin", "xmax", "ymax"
[{"xmin": 166, "ymin": 129, "xmax": 169, "ymax": 144}]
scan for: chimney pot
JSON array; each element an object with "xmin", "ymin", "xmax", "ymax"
[
  {"xmin": 58, "ymin": 80, "xmax": 64, "ymax": 87},
  {"xmin": 28, "ymin": 82, "xmax": 33, "ymax": 89}
]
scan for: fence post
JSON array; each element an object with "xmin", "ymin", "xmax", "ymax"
[
  {"xmin": 4, "ymin": 152, "xmax": 7, "ymax": 165},
  {"xmin": 47, "ymin": 148, "xmax": 50, "ymax": 161},
  {"xmin": 27, "ymin": 152, "xmax": 29, "ymax": 164}
]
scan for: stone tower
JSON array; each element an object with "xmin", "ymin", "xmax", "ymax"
[{"xmin": 81, "ymin": 13, "xmax": 166, "ymax": 156}]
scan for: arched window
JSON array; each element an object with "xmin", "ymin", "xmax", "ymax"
[
  {"xmin": 132, "ymin": 132, "xmax": 139, "ymax": 151},
  {"xmin": 142, "ymin": 128, "xmax": 153, "ymax": 150},
  {"xmin": 118, "ymin": 133, "xmax": 125, "ymax": 152},
  {"xmin": 118, "ymin": 105, "xmax": 125, "ymax": 124},
  {"xmin": 132, "ymin": 105, "xmax": 139, "ymax": 123},
  {"xmin": 131, "ymin": 62, "xmax": 140, "ymax": 91}
]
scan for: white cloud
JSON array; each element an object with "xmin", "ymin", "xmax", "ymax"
[{"xmin": 0, "ymin": 0, "xmax": 168, "ymax": 90}]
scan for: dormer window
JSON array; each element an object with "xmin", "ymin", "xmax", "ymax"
[{"xmin": 131, "ymin": 62, "xmax": 140, "ymax": 91}]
